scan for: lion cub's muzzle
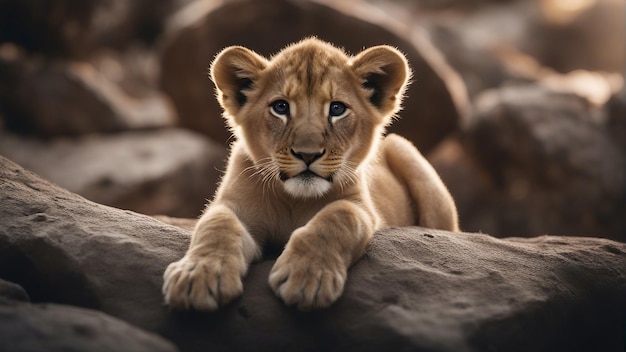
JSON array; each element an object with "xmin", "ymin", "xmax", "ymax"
[
  {"xmin": 279, "ymin": 148, "xmax": 334, "ymax": 198},
  {"xmin": 280, "ymin": 148, "xmax": 332, "ymax": 181}
]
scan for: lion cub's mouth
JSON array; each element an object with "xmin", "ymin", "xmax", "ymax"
[
  {"xmin": 280, "ymin": 169, "xmax": 334, "ymax": 198},
  {"xmin": 280, "ymin": 170, "xmax": 332, "ymax": 182}
]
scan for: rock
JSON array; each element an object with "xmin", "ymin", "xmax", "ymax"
[
  {"xmin": 0, "ymin": 299, "xmax": 179, "ymax": 352},
  {"xmin": 85, "ymin": 0, "xmax": 192, "ymax": 50},
  {"xmin": 456, "ymin": 84, "xmax": 625, "ymax": 240},
  {"xmin": 0, "ymin": 128, "xmax": 227, "ymax": 217},
  {"xmin": 151, "ymin": 215, "xmax": 197, "ymax": 231},
  {"xmin": 0, "ymin": 279, "xmax": 29, "ymax": 302},
  {"xmin": 524, "ymin": 0, "xmax": 625, "ymax": 74},
  {"xmin": 428, "ymin": 137, "xmax": 497, "ymax": 236},
  {"xmin": 0, "ymin": 0, "xmax": 192, "ymax": 58},
  {"xmin": 89, "ymin": 46, "xmax": 163, "ymax": 100},
  {"xmin": 159, "ymin": 0, "xmax": 468, "ymax": 152},
  {"xmin": 1, "ymin": 156, "xmax": 625, "ymax": 352},
  {"xmin": 421, "ymin": 1, "xmax": 535, "ymax": 98},
  {"xmin": 420, "ymin": 0, "xmax": 623, "ymax": 100},
  {"xmin": 607, "ymin": 88, "xmax": 626, "ymax": 150},
  {"xmin": 0, "ymin": 43, "xmax": 175, "ymax": 137},
  {"xmin": 0, "ymin": 0, "xmax": 95, "ymax": 58}
]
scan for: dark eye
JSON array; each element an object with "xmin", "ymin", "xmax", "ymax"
[
  {"xmin": 329, "ymin": 101, "xmax": 347, "ymax": 117},
  {"xmin": 270, "ymin": 100, "xmax": 290, "ymax": 117}
]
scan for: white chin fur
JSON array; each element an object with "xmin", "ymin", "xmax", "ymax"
[{"xmin": 283, "ymin": 177, "xmax": 332, "ymax": 198}]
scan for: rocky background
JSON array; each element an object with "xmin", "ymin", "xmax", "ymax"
[
  {"xmin": 0, "ymin": 0, "xmax": 625, "ymax": 351},
  {"xmin": 0, "ymin": 0, "xmax": 624, "ymax": 240}
]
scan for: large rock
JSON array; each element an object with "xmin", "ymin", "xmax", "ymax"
[
  {"xmin": 420, "ymin": 0, "xmax": 623, "ymax": 101},
  {"xmin": 0, "ymin": 298, "xmax": 179, "ymax": 352},
  {"xmin": 1, "ymin": 156, "xmax": 625, "ymax": 351},
  {"xmin": 0, "ymin": 0, "xmax": 192, "ymax": 58},
  {"xmin": 0, "ymin": 279, "xmax": 29, "ymax": 302},
  {"xmin": 0, "ymin": 0, "xmax": 95, "ymax": 58},
  {"xmin": 428, "ymin": 136, "xmax": 495, "ymax": 234},
  {"xmin": 607, "ymin": 88, "xmax": 626, "ymax": 150},
  {"xmin": 452, "ymin": 84, "xmax": 625, "ymax": 240},
  {"xmin": 524, "ymin": 0, "xmax": 624, "ymax": 74},
  {"xmin": 0, "ymin": 44, "xmax": 175, "ymax": 137},
  {"xmin": 0, "ymin": 128, "xmax": 226, "ymax": 217},
  {"xmin": 421, "ymin": 1, "xmax": 535, "ymax": 99},
  {"xmin": 159, "ymin": 0, "xmax": 468, "ymax": 152}
]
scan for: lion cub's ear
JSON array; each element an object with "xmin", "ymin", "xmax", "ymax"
[
  {"xmin": 351, "ymin": 46, "xmax": 410, "ymax": 118},
  {"xmin": 210, "ymin": 46, "xmax": 269, "ymax": 119}
]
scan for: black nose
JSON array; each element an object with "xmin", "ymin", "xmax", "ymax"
[{"xmin": 291, "ymin": 149, "xmax": 325, "ymax": 165}]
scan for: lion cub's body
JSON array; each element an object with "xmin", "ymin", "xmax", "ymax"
[{"xmin": 163, "ymin": 38, "xmax": 458, "ymax": 311}]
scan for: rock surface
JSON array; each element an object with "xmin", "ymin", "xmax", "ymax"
[
  {"xmin": 1, "ymin": 156, "xmax": 625, "ymax": 352},
  {"xmin": 0, "ymin": 128, "xmax": 226, "ymax": 217},
  {"xmin": 159, "ymin": 0, "xmax": 468, "ymax": 152},
  {"xmin": 418, "ymin": 0, "xmax": 624, "ymax": 99},
  {"xmin": 0, "ymin": 0, "xmax": 192, "ymax": 58},
  {"xmin": 451, "ymin": 84, "xmax": 625, "ymax": 240},
  {"xmin": 0, "ymin": 0, "xmax": 95, "ymax": 59},
  {"xmin": 0, "ymin": 279, "xmax": 29, "ymax": 302},
  {"xmin": 0, "ymin": 44, "xmax": 175, "ymax": 137},
  {"xmin": 0, "ymin": 299, "xmax": 179, "ymax": 352},
  {"xmin": 523, "ymin": 0, "xmax": 625, "ymax": 74}
]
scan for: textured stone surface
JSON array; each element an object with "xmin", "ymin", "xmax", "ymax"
[
  {"xmin": 160, "ymin": 0, "xmax": 468, "ymax": 152},
  {"xmin": 0, "ymin": 299, "xmax": 179, "ymax": 352},
  {"xmin": 440, "ymin": 84, "xmax": 626, "ymax": 240},
  {"xmin": 0, "ymin": 128, "xmax": 226, "ymax": 217},
  {"xmin": 1, "ymin": 156, "xmax": 624, "ymax": 352},
  {"xmin": 0, "ymin": 45, "xmax": 175, "ymax": 137}
]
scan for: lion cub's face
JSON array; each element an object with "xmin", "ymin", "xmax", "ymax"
[{"xmin": 211, "ymin": 38, "xmax": 409, "ymax": 198}]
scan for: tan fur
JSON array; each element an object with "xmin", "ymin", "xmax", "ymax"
[{"xmin": 162, "ymin": 38, "xmax": 459, "ymax": 311}]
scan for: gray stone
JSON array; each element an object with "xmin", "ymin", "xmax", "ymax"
[
  {"xmin": 420, "ymin": 0, "xmax": 623, "ymax": 100},
  {"xmin": 522, "ymin": 0, "xmax": 624, "ymax": 74},
  {"xmin": 0, "ymin": 299, "xmax": 179, "ymax": 352},
  {"xmin": 455, "ymin": 84, "xmax": 625, "ymax": 240},
  {"xmin": 0, "ymin": 128, "xmax": 226, "ymax": 217},
  {"xmin": 0, "ymin": 45, "xmax": 175, "ymax": 137},
  {"xmin": 607, "ymin": 88, "xmax": 626, "ymax": 150},
  {"xmin": 0, "ymin": 0, "xmax": 95, "ymax": 58},
  {"xmin": 0, "ymin": 0, "xmax": 192, "ymax": 58},
  {"xmin": 1, "ymin": 156, "xmax": 624, "ymax": 352}
]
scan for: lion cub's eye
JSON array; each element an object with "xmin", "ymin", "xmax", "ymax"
[
  {"xmin": 329, "ymin": 101, "xmax": 349, "ymax": 122},
  {"xmin": 270, "ymin": 100, "xmax": 290, "ymax": 119}
]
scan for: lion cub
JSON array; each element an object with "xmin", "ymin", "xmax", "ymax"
[{"xmin": 163, "ymin": 38, "xmax": 458, "ymax": 311}]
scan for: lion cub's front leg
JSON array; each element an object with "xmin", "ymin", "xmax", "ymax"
[
  {"xmin": 162, "ymin": 204, "xmax": 260, "ymax": 311},
  {"xmin": 269, "ymin": 200, "xmax": 376, "ymax": 310}
]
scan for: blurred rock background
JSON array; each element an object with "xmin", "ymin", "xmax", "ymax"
[{"xmin": 0, "ymin": 0, "xmax": 623, "ymax": 241}]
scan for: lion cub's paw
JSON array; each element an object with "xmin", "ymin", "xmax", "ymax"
[
  {"xmin": 162, "ymin": 254, "xmax": 245, "ymax": 311},
  {"xmin": 269, "ymin": 249, "xmax": 347, "ymax": 310}
]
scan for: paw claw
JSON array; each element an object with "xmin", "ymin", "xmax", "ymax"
[
  {"xmin": 162, "ymin": 254, "xmax": 245, "ymax": 311},
  {"xmin": 269, "ymin": 250, "xmax": 346, "ymax": 310}
]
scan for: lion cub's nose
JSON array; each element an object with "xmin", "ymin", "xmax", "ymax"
[{"xmin": 291, "ymin": 148, "xmax": 325, "ymax": 166}]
